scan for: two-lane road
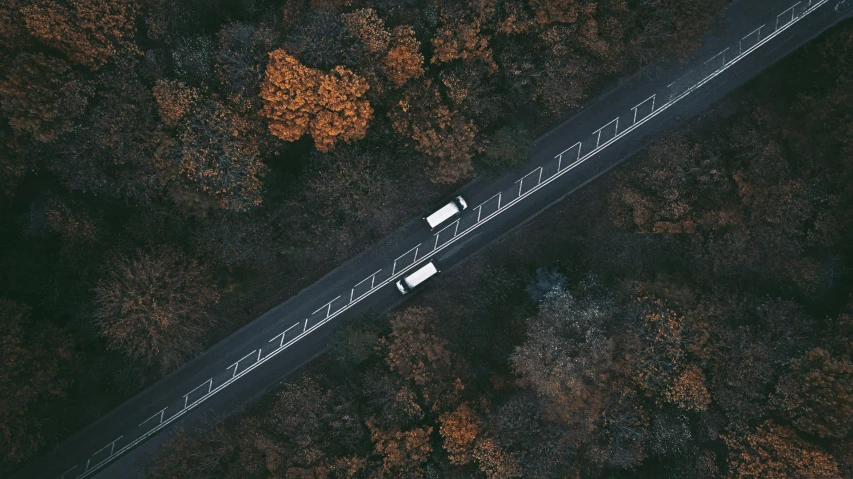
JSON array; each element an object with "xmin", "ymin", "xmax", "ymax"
[{"xmin": 12, "ymin": 0, "xmax": 852, "ymax": 477}]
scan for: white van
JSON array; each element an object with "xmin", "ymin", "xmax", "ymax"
[
  {"xmin": 424, "ymin": 196, "xmax": 468, "ymax": 230},
  {"xmin": 396, "ymin": 260, "xmax": 440, "ymax": 294}
]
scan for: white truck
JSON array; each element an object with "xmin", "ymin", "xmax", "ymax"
[
  {"xmin": 424, "ymin": 196, "xmax": 468, "ymax": 230},
  {"xmin": 396, "ymin": 260, "xmax": 440, "ymax": 294}
]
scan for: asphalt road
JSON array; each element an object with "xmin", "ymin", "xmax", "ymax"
[{"xmin": 11, "ymin": 1, "xmax": 853, "ymax": 478}]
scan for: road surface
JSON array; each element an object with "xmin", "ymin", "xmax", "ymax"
[{"xmin": 11, "ymin": 0, "xmax": 852, "ymax": 478}]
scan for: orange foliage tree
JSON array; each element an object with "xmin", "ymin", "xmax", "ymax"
[
  {"xmin": 473, "ymin": 435, "xmax": 524, "ymax": 479},
  {"xmin": 0, "ymin": 52, "xmax": 90, "ymax": 142},
  {"xmin": 389, "ymin": 80, "xmax": 479, "ymax": 184},
  {"xmin": 382, "ymin": 306, "xmax": 453, "ymax": 387},
  {"xmin": 234, "ymin": 376, "xmax": 348, "ymax": 476},
  {"xmin": 664, "ymin": 364, "xmax": 711, "ymax": 412},
  {"xmin": 725, "ymin": 420, "xmax": 841, "ymax": 479},
  {"xmin": 93, "ymin": 247, "xmax": 220, "ymax": 372},
  {"xmin": 260, "ymin": 49, "xmax": 373, "ymax": 152},
  {"xmin": 151, "ymin": 79, "xmax": 202, "ymax": 128},
  {"xmin": 0, "ymin": 0, "xmax": 29, "ymax": 49},
  {"xmin": 431, "ymin": 12, "xmax": 497, "ymax": 73},
  {"xmin": 630, "ymin": 299, "xmax": 686, "ymax": 390},
  {"xmin": 312, "ymin": 66, "xmax": 374, "ymax": 151},
  {"xmin": 383, "ymin": 26, "xmax": 424, "ymax": 87},
  {"xmin": 438, "ymin": 403, "xmax": 482, "ymax": 465},
  {"xmin": 772, "ymin": 348, "xmax": 853, "ymax": 439},
  {"xmin": 628, "ymin": 298, "xmax": 715, "ymax": 412},
  {"xmin": 381, "ymin": 306, "xmax": 467, "ymax": 412},
  {"xmin": 367, "ymin": 418, "xmax": 432, "ymax": 478},
  {"xmin": 528, "ymin": 0, "xmax": 582, "ymax": 26},
  {"xmin": 179, "ymin": 99, "xmax": 267, "ymax": 212},
  {"xmin": 21, "ymin": 0, "xmax": 140, "ymax": 70},
  {"xmin": 340, "ymin": 8, "xmax": 390, "ymax": 55},
  {"xmin": 438, "ymin": 402, "xmax": 521, "ymax": 477},
  {"xmin": 341, "ymin": 9, "xmax": 423, "ymax": 88}
]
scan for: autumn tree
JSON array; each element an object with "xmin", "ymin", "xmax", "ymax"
[
  {"xmin": 21, "ymin": 0, "xmax": 140, "ymax": 69},
  {"xmin": 260, "ymin": 49, "xmax": 373, "ymax": 152},
  {"xmin": 339, "ymin": 10, "xmax": 423, "ymax": 89},
  {"xmin": 0, "ymin": 52, "xmax": 90, "ymax": 142},
  {"xmin": 725, "ymin": 420, "xmax": 841, "ymax": 479},
  {"xmin": 664, "ymin": 364, "xmax": 711, "ymax": 412},
  {"xmin": 151, "ymin": 79, "xmax": 201, "ymax": 128},
  {"xmin": 383, "ymin": 26, "xmax": 424, "ymax": 87},
  {"xmin": 510, "ymin": 290, "xmax": 615, "ymax": 428},
  {"xmin": 772, "ymin": 348, "xmax": 853, "ymax": 439},
  {"xmin": 624, "ymin": 298, "xmax": 713, "ymax": 413},
  {"xmin": 0, "ymin": 299, "xmax": 75, "ymax": 470},
  {"xmin": 179, "ymin": 99, "xmax": 267, "ymax": 212},
  {"xmin": 498, "ymin": 24, "xmax": 591, "ymax": 115},
  {"xmin": 389, "ymin": 80, "xmax": 479, "ymax": 183},
  {"xmin": 340, "ymin": 8, "xmax": 390, "ymax": 55},
  {"xmin": 473, "ymin": 435, "xmax": 524, "ymax": 479},
  {"xmin": 437, "ymin": 401, "xmax": 523, "ymax": 477},
  {"xmin": 431, "ymin": 11, "xmax": 497, "ymax": 73},
  {"xmin": 93, "ymin": 247, "xmax": 220, "ymax": 372},
  {"xmin": 0, "ymin": 0, "xmax": 29, "ymax": 49},
  {"xmin": 689, "ymin": 297, "xmax": 813, "ymax": 432},
  {"xmin": 234, "ymin": 376, "xmax": 362, "ymax": 475},
  {"xmin": 312, "ymin": 66, "xmax": 375, "ymax": 151},
  {"xmin": 528, "ymin": 0, "xmax": 582, "ymax": 26},
  {"xmin": 382, "ymin": 307, "xmax": 453, "ymax": 387},
  {"xmin": 630, "ymin": 300, "xmax": 683, "ymax": 389},
  {"xmin": 608, "ymin": 132, "xmax": 709, "ymax": 232},
  {"xmin": 366, "ymin": 418, "xmax": 432, "ymax": 478},
  {"xmin": 380, "ymin": 306, "xmax": 468, "ymax": 414},
  {"xmin": 259, "ymin": 50, "xmax": 319, "ymax": 142},
  {"xmin": 439, "ymin": 403, "xmax": 481, "ymax": 465}
]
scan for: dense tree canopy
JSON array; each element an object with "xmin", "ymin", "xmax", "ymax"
[
  {"xmin": 725, "ymin": 421, "xmax": 841, "ymax": 479},
  {"xmin": 93, "ymin": 248, "xmax": 220, "ymax": 372},
  {"xmin": 0, "ymin": 0, "xmax": 774, "ymax": 474},
  {"xmin": 772, "ymin": 348, "xmax": 853, "ymax": 439},
  {"xmin": 260, "ymin": 49, "xmax": 373, "ymax": 152},
  {"xmin": 0, "ymin": 52, "xmax": 90, "ymax": 142},
  {"xmin": 511, "ymin": 290, "xmax": 615, "ymax": 427},
  {"xmin": 21, "ymin": 0, "xmax": 140, "ymax": 69}
]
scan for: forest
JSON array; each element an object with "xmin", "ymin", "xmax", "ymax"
[
  {"xmin": 144, "ymin": 14, "xmax": 853, "ymax": 479},
  {"xmin": 1, "ymin": 0, "xmax": 842, "ymax": 477}
]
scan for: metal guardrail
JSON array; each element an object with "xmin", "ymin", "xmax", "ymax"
[{"xmin": 54, "ymin": 1, "xmax": 833, "ymax": 477}]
